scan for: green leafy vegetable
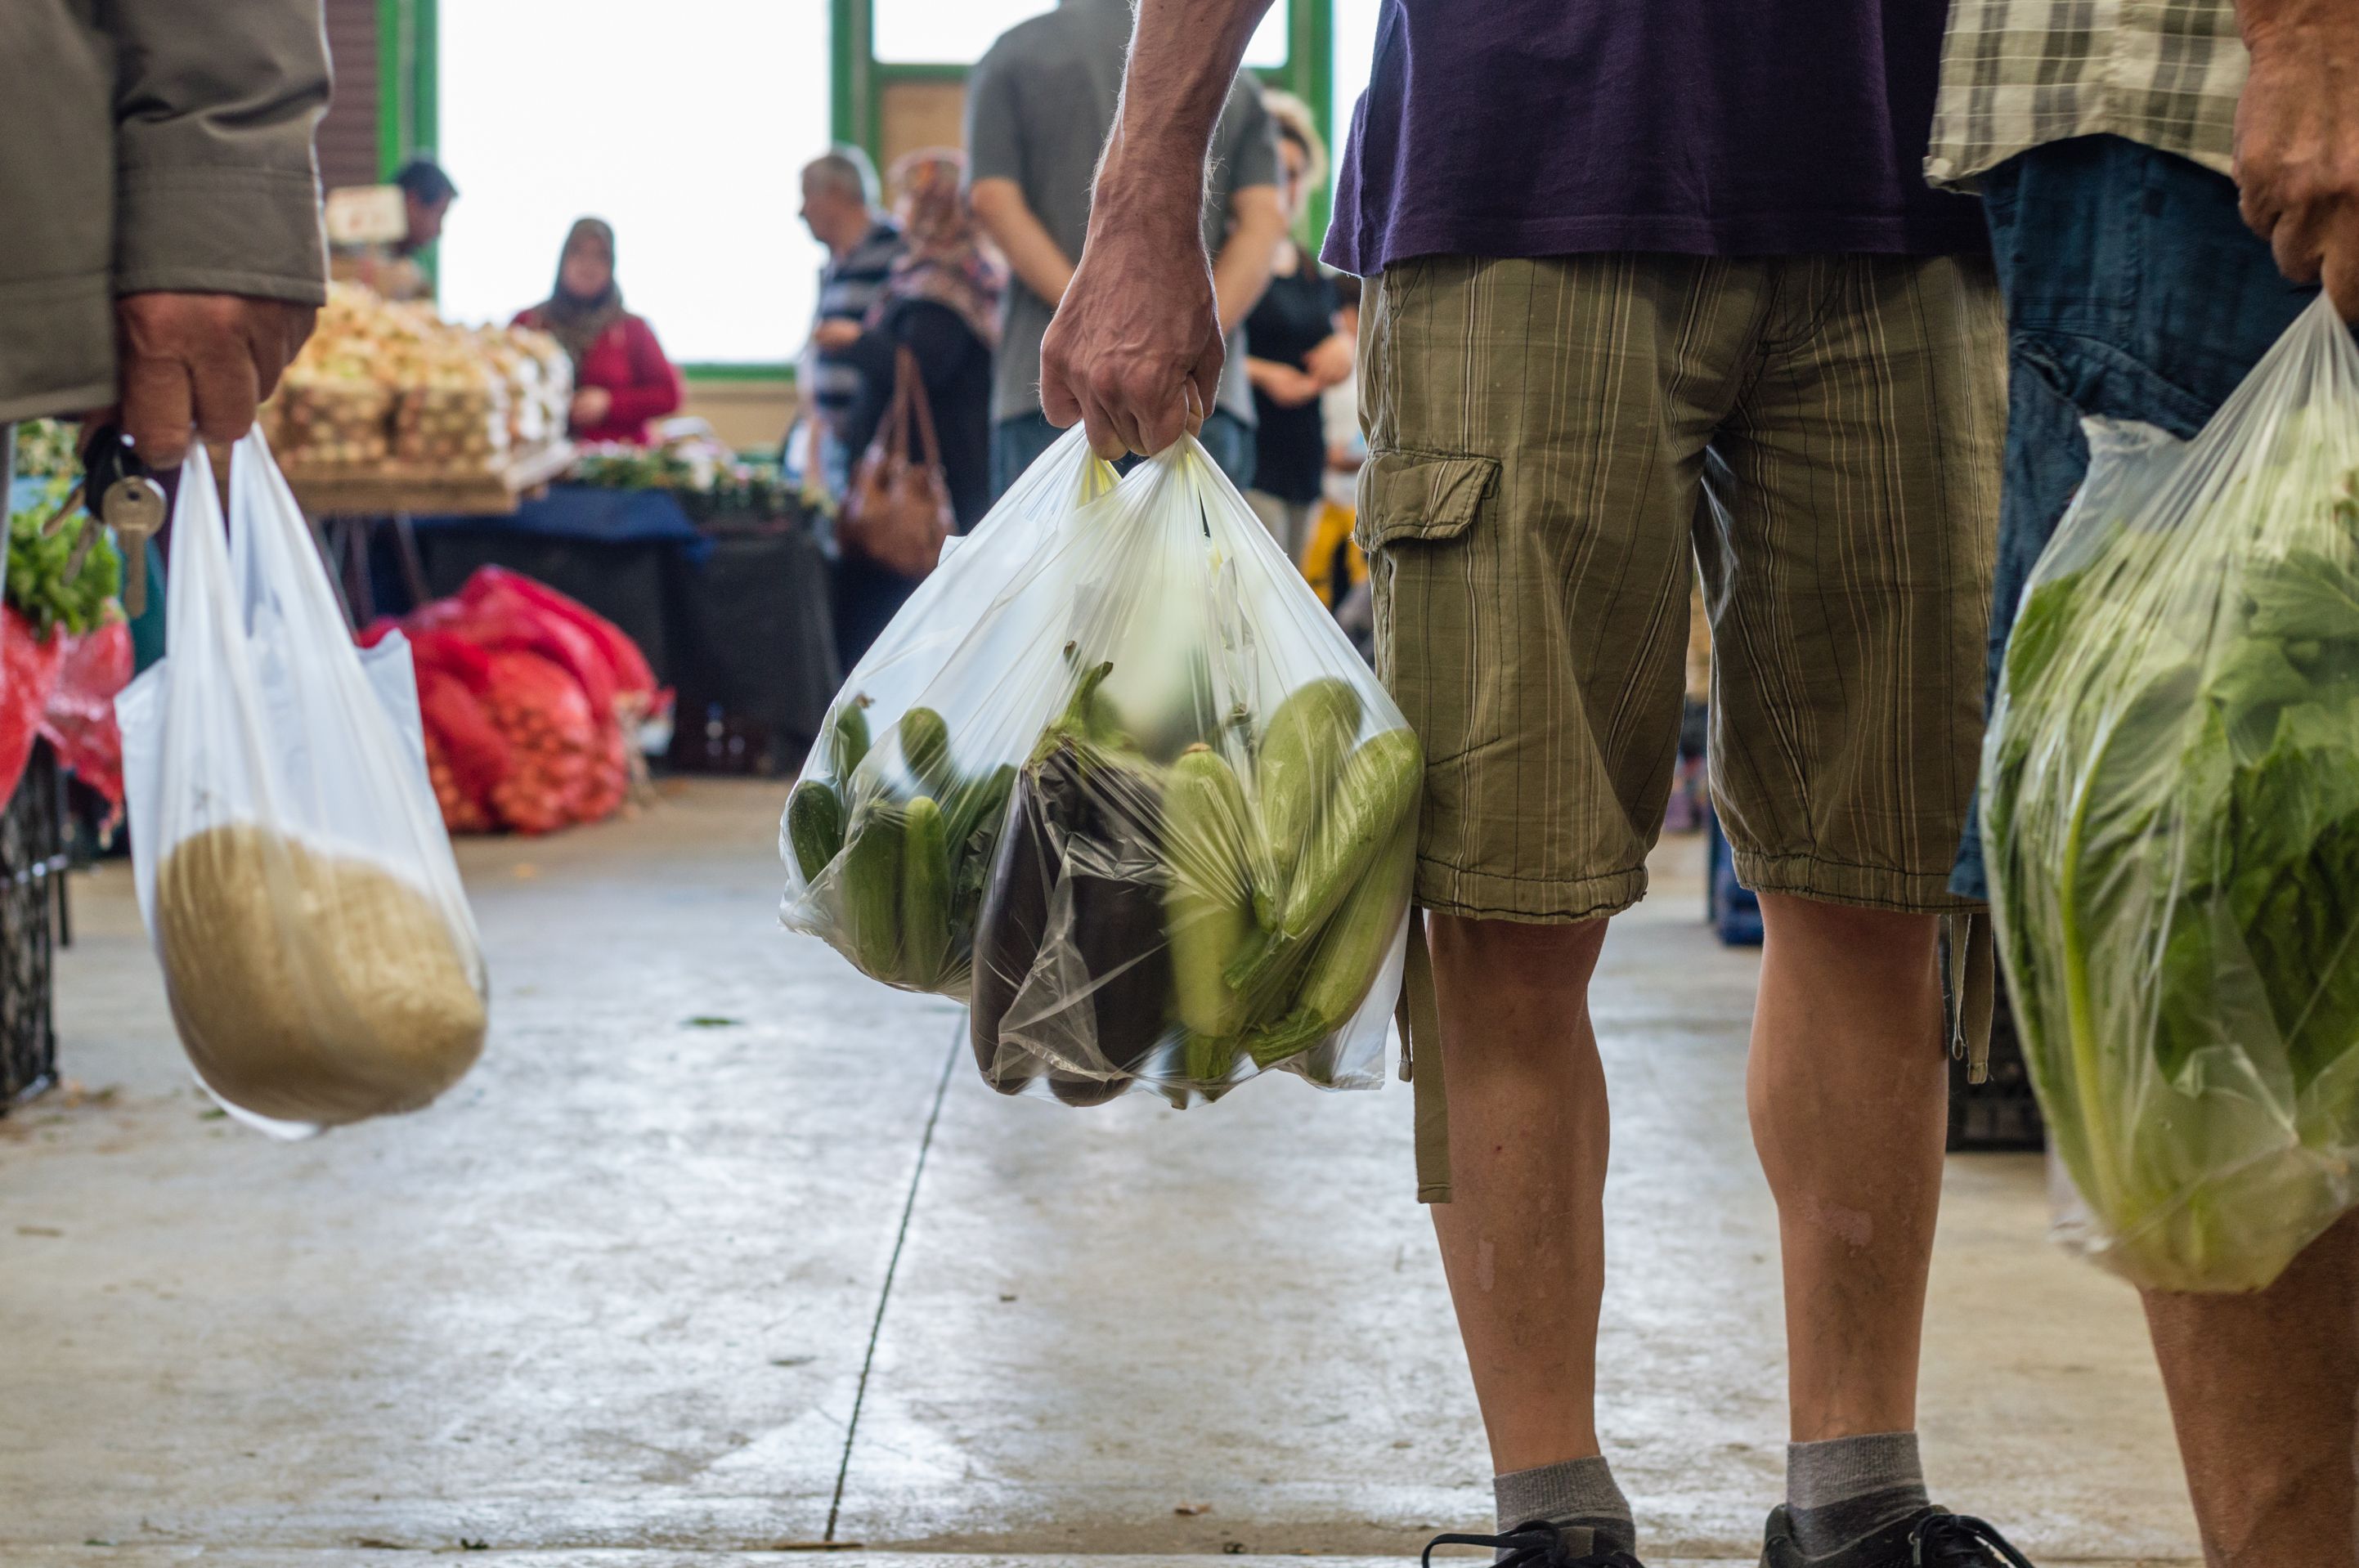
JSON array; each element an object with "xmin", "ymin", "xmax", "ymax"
[
  {"xmin": 6, "ymin": 479, "xmax": 122, "ymax": 638},
  {"xmin": 1987, "ymin": 423, "xmax": 2359, "ymax": 1292}
]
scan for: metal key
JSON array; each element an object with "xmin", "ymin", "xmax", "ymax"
[
  {"xmin": 99, "ymin": 474, "xmax": 166, "ymax": 616},
  {"xmin": 79, "ymin": 425, "xmax": 164, "ymax": 616}
]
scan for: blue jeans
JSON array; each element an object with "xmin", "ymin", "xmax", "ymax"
[
  {"xmin": 1951, "ymin": 134, "xmax": 2326, "ymax": 900},
  {"xmin": 989, "ymin": 409, "xmax": 1258, "ymax": 500}
]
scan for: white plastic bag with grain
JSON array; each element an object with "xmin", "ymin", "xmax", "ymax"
[{"xmin": 117, "ymin": 432, "xmax": 488, "ymax": 1137}]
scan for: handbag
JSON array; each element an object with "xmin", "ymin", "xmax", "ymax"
[{"xmin": 840, "ymin": 344, "xmax": 955, "ymax": 578}]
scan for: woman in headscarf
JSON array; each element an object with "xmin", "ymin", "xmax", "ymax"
[
  {"xmin": 514, "ymin": 218, "xmax": 683, "ymax": 446},
  {"xmin": 832, "ymin": 149, "xmax": 1007, "ymax": 661}
]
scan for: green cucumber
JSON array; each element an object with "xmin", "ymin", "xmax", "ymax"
[
  {"xmin": 832, "ymin": 700, "xmax": 872, "ymax": 777},
  {"xmin": 945, "ymin": 762, "xmax": 1016, "ymax": 870},
  {"xmin": 841, "ymin": 803, "xmax": 905, "ymax": 980},
  {"xmin": 901, "ymin": 795, "xmax": 952, "ymax": 988},
  {"xmin": 899, "ymin": 706, "xmax": 954, "ymax": 795},
  {"xmin": 787, "ymin": 777, "xmax": 845, "ymax": 883}
]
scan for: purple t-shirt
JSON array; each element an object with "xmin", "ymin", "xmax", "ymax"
[{"xmin": 1323, "ymin": 2, "xmax": 1987, "ymax": 275}]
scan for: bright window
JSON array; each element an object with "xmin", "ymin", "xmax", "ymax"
[
  {"xmin": 872, "ymin": 0, "xmax": 1289, "ymax": 67},
  {"xmin": 1331, "ymin": 0, "xmax": 1382, "ymax": 212},
  {"xmin": 437, "ymin": 0, "xmax": 832, "ymax": 365}
]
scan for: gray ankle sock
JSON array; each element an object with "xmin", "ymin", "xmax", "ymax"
[
  {"xmin": 1786, "ymin": 1431, "xmax": 1931, "ymax": 1557},
  {"xmin": 1494, "ymin": 1454, "xmax": 1635, "ymax": 1556}
]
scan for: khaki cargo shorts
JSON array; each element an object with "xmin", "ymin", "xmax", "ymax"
[{"xmin": 1356, "ymin": 252, "xmax": 2004, "ymax": 923}]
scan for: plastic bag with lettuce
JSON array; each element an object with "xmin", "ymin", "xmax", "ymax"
[
  {"xmin": 780, "ymin": 428, "xmax": 1419, "ymax": 1106},
  {"xmin": 1983, "ymin": 298, "xmax": 2359, "ymax": 1292}
]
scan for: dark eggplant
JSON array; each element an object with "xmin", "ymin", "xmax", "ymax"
[
  {"xmin": 970, "ymin": 757, "xmax": 1062, "ymax": 1095},
  {"xmin": 1053, "ymin": 746, "xmax": 1172, "ymax": 1100}
]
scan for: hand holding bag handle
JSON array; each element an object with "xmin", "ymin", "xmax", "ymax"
[{"xmin": 841, "ymin": 343, "xmax": 956, "ymax": 579}]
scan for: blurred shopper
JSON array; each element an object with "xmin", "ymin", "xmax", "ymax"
[
  {"xmin": 2, "ymin": 0, "xmax": 325, "ymax": 467},
  {"xmin": 1242, "ymin": 92, "xmax": 1350, "ymax": 567},
  {"xmin": 1932, "ymin": 2, "xmax": 2359, "ymax": 1561},
  {"xmin": 831, "ymin": 149, "xmax": 1007, "ymax": 664},
  {"xmin": 965, "ymin": 0, "xmax": 1287, "ymax": 497},
  {"xmin": 514, "ymin": 219, "xmax": 683, "ymax": 447},
  {"xmin": 798, "ymin": 148, "xmax": 905, "ymax": 493},
  {"xmin": 337, "ymin": 157, "xmax": 455, "ymax": 302},
  {"xmin": 1041, "ymin": 3, "xmax": 2029, "ymax": 1567}
]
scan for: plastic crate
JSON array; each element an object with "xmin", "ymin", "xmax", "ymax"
[
  {"xmin": 1945, "ymin": 943, "xmax": 2046, "ymax": 1152},
  {"xmin": 0, "ymin": 742, "xmax": 65, "ymax": 1109},
  {"xmin": 1703, "ymin": 804, "xmax": 1763, "ymax": 948}
]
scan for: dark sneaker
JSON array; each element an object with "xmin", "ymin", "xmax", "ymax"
[
  {"xmin": 1760, "ymin": 1505, "xmax": 2035, "ymax": 1567},
  {"xmin": 1424, "ymin": 1520, "xmax": 1644, "ymax": 1568}
]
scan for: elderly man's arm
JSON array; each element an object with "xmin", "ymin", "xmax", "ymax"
[
  {"xmin": 2233, "ymin": 0, "xmax": 2359, "ymax": 316},
  {"xmin": 100, "ymin": 0, "xmax": 329, "ymax": 464},
  {"xmin": 1037, "ymin": 0, "xmax": 1278, "ymax": 458},
  {"xmin": 970, "ymin": 179, "xmax": 1077, "ymax": 308}
]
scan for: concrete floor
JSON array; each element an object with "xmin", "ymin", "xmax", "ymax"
[{"xmin": 0, "ymin": 780, "xmax": 2200, "ymax": 1566}]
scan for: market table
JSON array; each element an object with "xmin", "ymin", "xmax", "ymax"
[
  {"xmin": 400, "ymin": 486, "xmax": 841, "ymax": 764},
  {"xmin": 280, "ymin": 440, "xmax": 576, "ymax": 622}
]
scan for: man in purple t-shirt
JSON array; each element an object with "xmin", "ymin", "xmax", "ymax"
[{"xmin": 1039, "ymin": 5, "xmax": 2029, "ymax": 1568}]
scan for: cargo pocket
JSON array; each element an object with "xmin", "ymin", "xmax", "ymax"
[{"xmin": 1355, "ymin": 450, "xmax": 1505, "ymax": 768}]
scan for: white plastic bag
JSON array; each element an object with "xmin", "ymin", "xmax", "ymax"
[
  {"xmin": 118, "ymin": 432, "xmax": 488, "ymax": 1136},
  {"xmin": 1984, "ymin": 298, "xmax": 2359, "ymax": 1291},
  {"xmin": 782, "ymin": 428, "xmax": 1418, "ymax": 1105}
]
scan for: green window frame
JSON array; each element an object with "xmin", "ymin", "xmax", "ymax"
[{"xmin": 378, "ymin": 0, "xmax": 1334, "ymax": 383}]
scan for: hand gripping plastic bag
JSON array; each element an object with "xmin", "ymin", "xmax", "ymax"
[
  {"xmin": 782, "ymin": 428, "xmax": 1419, "ymax": 1105},
  {"xmin": 115, "ymin": 432, "xmax": 488, "ymax": 1136},
  {"xmin": 1984, "ymin": 297, "xmax": 2359, "ymax": 1291}
]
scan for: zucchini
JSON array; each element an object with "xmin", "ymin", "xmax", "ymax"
[
  {"xmin": 1251, "ymin": 677, "xmax": 1362, "ymax": 925},
  {"xmin": 841, "ymin": 802, "xmax": 905, "ymax": 981},
  {"xmin": 1278, "ymin": 727, "xmax": 1421, "ymax": 940},
  {"xmin": 899, "ymin": 706, "xmax": 954, "ymax": 795},
  {"xmin": 1164, "ymin": 746, "xmax": 1257, "ymax": 1038},
  {"xmin": 832, "ymin": 699, "xmax": 872, "ymax": 777},
  {"xmin": 1241, "ymin": 815, "xmax": 1415, "ymax": 1067},
  {"xmin": 1227, "ymin": 727, "xmax": 1423, "ymax": 992},
  {"xmin": 785, "ymin": 777, "xmax": 844, "ymax": 883},
  {"xmin": 901, "ymin": 795, "xmax": 952, "ymax": 988},
  {"xmin": 1184, "ymin": 1032, "xmax": 1240, "ymax": 1085}
]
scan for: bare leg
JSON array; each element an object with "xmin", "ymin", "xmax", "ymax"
[
  {"xmin": 1427, "ymin": 913, "xmax": 1613, "ymax": 1470},
  {"xmin": 2141, "ymin": 1212, "xmax": 2359, "ymax": 1568},
  {"xmin": 1747, "ymin": 892, "xmax": 1949, "ymax": 1440}
]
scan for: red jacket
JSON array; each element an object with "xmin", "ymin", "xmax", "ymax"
[{"xmin": 511, "ymin": 310, "xmax": 683, "ymax": 446}]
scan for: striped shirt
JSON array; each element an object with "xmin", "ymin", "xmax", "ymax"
[
  {"xmin": 1926, "ymin": 0, "xmax": 2249, "ymax": 188},
  {"xmin": 810, "ymin": 221, "xmax": 904, "ymax": 417}
]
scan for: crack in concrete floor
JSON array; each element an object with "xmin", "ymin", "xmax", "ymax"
[{"xmin": 0, "ymin": 782, "xmax": 2202, "ymax": 1561}]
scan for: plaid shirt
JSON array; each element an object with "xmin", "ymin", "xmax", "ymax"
[{"xmin": 1926, "ymin": 0, "xmax": 2249, "ymax": 188}]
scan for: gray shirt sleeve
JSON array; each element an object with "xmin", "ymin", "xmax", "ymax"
[
  {"xmin": 106, "ymin": 0, "xmax": 330, "ymax": 302},
  {"xmin": 1215, "ymin": 76, "xmax": 1281, "ymax": 199},
  {"xmin": 964, "ymin": 43, "xmax": 1025, "ymax": 189}
]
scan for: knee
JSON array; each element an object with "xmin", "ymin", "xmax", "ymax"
[
  {"xmin": 1428, "ymin": 912, "xmax": 1609, "ymax": 993},
  {"xmin": 1756, "ymin": 892, "xmax": 1938, "ymax": 974}
]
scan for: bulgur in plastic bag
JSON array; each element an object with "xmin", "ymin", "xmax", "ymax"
[{"xmin": 116, "ymin": 432, "xmax": 488, "ymax": 1136}]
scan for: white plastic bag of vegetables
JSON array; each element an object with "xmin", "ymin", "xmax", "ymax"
[
  {"xmin": 117, "ymin": 432, "xmax": 489, "ymax": 1138},
  {"xmin": 781, "ymin": 428, "xmax": 1420, "ymax": 1105},
  {"xmin": 1984, "ymin": 297, "xmax": 2359, "ymax": 1292}
]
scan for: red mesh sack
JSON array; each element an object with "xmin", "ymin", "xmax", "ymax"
[
  {"xmin": 480, "ymin": 649, "xmax": 598, "ymax": 836},
  {"xmin": 0, "ymin": 610, "xmax": 65, "ymax": 804},
  {"xmin": 42, "ymin": 620, "xmax": 134, "ymax": 806},
  {"xmin": 464, "ymin": 566, "xmax": 657, "ymax": 705}
]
